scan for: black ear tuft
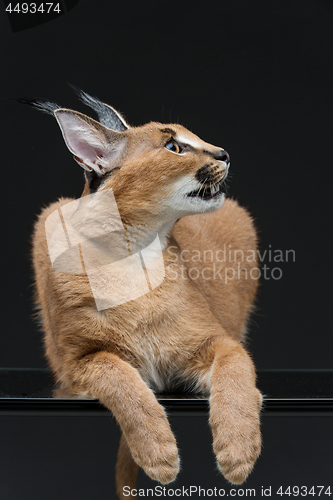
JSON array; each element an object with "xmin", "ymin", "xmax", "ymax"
[
  {"xmin": 69, "ymin": 84, "xmax": 129, "ymax": 132},
  {"xmin": 16, "ymin": 98, "xmax": 60, "ymax": 115}
]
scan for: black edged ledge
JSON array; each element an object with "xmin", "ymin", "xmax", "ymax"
[{"xmin": 0, "ymin": 369, "xmax": 333, "ymax": 417}]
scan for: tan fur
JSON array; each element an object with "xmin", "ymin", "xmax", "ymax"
[{"xmin": 31, "ymin": 103, "xmax": 261, "ymax": 496}]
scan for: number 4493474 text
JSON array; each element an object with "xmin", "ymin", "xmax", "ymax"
[
  {"xmin": 276, "ymin": 486, "xmax": 331, "ymax": 497},
  {"xmin": 5, "ymin": 3, "xmax": 62, "ymax": 14}
]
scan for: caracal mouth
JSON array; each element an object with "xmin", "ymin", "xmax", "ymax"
[{"xmin": 186, "ymin": 178, "xmax": 226, "ymax": 201}]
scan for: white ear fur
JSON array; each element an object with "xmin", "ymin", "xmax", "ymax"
[{"xmin": 54, "ymin": 109, "xmax": 125, "ymax": 175}]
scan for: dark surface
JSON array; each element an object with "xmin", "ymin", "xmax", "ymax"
[
  {"xmin": 1, "ymin": 369, "xmax": 333, "ymax": 499},
  {"xmin": 1, "ymin": 369, "xmax": 333, "ymax": 415},
  {"xmin": 1, "ymin": 414, "xmax": 333, "ymax": 500}
]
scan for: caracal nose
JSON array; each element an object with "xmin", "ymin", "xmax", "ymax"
[{"xmin": 215, "ymin": 149, "xmax": 230, "ymax": 163}]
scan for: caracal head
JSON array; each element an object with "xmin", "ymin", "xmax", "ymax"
[{"xmin": 29, "ymin": 89, "xmax": 230, "ymax": 227}]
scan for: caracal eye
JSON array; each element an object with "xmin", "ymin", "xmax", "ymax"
[{"xmin": 165, "ymin": 139, "xmax": 181, "ymax": 154}]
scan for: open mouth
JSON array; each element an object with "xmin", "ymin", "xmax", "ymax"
[{"xmin": 187, "ymin": 181, "xmax": 226, "ymax": 201}]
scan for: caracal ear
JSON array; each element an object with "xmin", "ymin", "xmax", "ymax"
[
  {"xmin": 74, "ymin": 87, "xmax": 130, "ymax": 131},
  {"xmin": 54, "ymin": 109, "xmax": 126, "ymax": 175}
]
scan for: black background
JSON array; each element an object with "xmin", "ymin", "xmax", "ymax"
[
  {"xmin": 1, "ymin": 0, "xmax": 332, "ymax": 369},
  {"xmin": 0, "ymin": 1, "xmax": 333, "ymax": 496}
]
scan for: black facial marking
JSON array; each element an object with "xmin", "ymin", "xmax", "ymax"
[
  {"xmin": 160, "ymin": 127, "xmax": 176, "ymax": 136},
  {"xmin": 195, "ymin": 164, "xmax": 216, "ymax": 183}
]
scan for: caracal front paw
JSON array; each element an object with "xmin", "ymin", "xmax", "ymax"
[
  {"xmin": 211, "ymin": 388, "xmax": 262, "ymax": 484},
  {"xmin": 127, "ymin": 425, "xmax": 180, "ymax": 484}
]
